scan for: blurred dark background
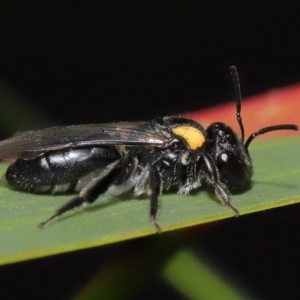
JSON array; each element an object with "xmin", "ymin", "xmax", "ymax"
[
  {"xmin": 1, "ymin": 1, "xmax": 300, "ymax": 129},
  {"xmin": 1, "ymin": 1, "xmax": 300, "ymax": 299}
]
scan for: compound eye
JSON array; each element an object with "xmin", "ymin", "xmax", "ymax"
[{"xmin": 217, "ymin": 151, "xmax": 250, "ymax": 188}]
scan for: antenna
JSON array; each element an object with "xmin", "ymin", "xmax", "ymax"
[
  {"xmin": 244, "ymin": 124, "xmax": 298, "ymax": 149},
  {"xmin": 229, "ymin": 66, "xmax": 245, "ymax": 143}
]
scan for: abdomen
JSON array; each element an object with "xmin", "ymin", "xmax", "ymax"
[{"xmin": 5, "ymin": 147, "xmax": 120, "ymax": 193}]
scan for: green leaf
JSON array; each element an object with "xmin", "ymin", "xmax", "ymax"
[
  {"xmin": 0, "ymin": 136, "xmax": 299, "ymax": 265},
  {"xmin": 162, "ymin": 250, "xmax": 251, "ymax": 300}
]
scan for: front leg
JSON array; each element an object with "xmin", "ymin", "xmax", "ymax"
[{"xmin": 201, "ymin": 153, "xmax": 240, "ymax": 216}]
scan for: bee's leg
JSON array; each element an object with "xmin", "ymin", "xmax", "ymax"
[
  {"xmin": 148, "ymin": 165, "xmax": 162, "ymax": 233},
  {"xmin": 201, "ymin": 153, "xmax": 240, "ymax": 216},
  {"xmin": 39, "ymin": 158, "xmax": 125, "ymax": 228}
]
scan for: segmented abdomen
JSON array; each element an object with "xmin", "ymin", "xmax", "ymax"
[{"xmin": 5, "ymin": 147, "xmax": 120, "ymax": 193}]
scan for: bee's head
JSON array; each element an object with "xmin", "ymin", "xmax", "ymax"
[
  {"xmin": 206, "ymin": 122, "xmax": 252, "ymax": 189},
  {"xmin": 203, "ymin": 66, "xmax": 298, "ymax": 189}
]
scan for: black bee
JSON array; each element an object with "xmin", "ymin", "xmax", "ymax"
[{"xmin": 0, "ymin": 66, "xmax": 297, "ymax": 232}]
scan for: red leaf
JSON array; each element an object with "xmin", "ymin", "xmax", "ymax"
[{"xmin": 185, "ymin": 84, "xmax": 300, "ymax": 139}]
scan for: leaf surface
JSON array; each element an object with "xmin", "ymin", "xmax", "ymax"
[{"xmin": 0, "ymin": 135, "xmax": 299, "ymax": 265}]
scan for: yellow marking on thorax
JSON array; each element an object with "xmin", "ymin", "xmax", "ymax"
[{"xmin": 171, "ymin": 126, "xmax": 206, "ymax": 150}]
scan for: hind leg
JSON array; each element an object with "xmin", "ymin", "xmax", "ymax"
[{"xmin": 39, "ymin": 158, "xmax": 129, "ymax": 227}]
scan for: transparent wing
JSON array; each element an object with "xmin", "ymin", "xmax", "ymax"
[{"xmin": 0, "ymin": 122, "xmax": 174, "ymax": 159}]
